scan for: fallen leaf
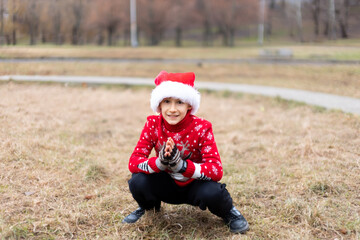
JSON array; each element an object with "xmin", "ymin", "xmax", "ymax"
[
  {"xmin": 84, "ymin": 195, "xmax": 94, "ymax": 200},
  {"xmin": 339, "ymin": 228, "xmax": 347, "ymax": 235}
]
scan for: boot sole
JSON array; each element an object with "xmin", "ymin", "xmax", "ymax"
[{"xmin": 230, "ymin": 222, "xmax": 250, "ymax": 234}]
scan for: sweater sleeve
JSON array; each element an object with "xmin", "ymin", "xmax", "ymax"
[
  {"xmin": 128, "ymin": 117, "xmax": 163, "ymax": 174},
  {"xmin": 183, "ymin": 122, "xmax": 223, "ymax": 182}
]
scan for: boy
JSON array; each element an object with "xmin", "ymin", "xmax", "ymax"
[{"xmin": 122, "ymin": 71, "xmax": 249, "ymax": 234}]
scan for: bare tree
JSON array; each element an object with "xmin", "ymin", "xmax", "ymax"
[
  {"xmin": 284, "ymin": 0, "xmax": 303, "ymax": 42},
  {"xmin": 8, "ymin": 0, "xmax": 20, "ymax": 45},
  {"xmin": 138, "ymin": 0, "xmax": 171, "ymax": 46},
  {"xmin": 0, "ymin": 0, "xmax": 6, "ymax": 45},
  {"xmin": 266, "ymin": 0, "xmax": 276, "ymax": 37},
  {"xmin": 212, "ymin": 0, "xmax": 257, "ymax": 46},
  {"xmin": 37, "ymin": 0, "xmax": 65, "ymax": 44},
  {"xmin": 195, "ymin": 0, "xmax": 215, "ymax": 46},
  {"xmin": 336, "ymin": 0, "xmax": 350, "ymax": 38},
  {"xmin": 89, "ymin": 0, "xmax": 127, "ymax": 46},
  {"xmin": 5, "ymin": 0, "xmax": 360, "ymax": 46},
  {"xmin": 322, "ymin": 0, "xmax": 352, "ymax": 39},
  {"xmin": 311, "ymin": 0, "xmax": 321, "ymax": 36},
  {"xmin": 168, "ymin": 0, "xmax": 196, "ymax": 47},
  {"xmin": 18, "ymin": 0, "xmax": 39, "ymax": 45},
  {"xmin": 212, "ymin": 0, "xmax": 237, "ymax": 46},
  {"xmin": 66, "ymin": 0, "xmax": 86, "ymax": 45},
  {"xmin": 52, "ymin": 0, "xmax": 64, "ymax": 44}
]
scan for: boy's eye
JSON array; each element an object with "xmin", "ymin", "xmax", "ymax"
[
  {"xmin": 164, "ymin": 99, "xmax": 170, "ymax": 103},
  {"xmin": 177, "ymin": 100, "xmax": 184, "ymax": 104}
]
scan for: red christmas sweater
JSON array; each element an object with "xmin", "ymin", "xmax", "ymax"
[{"xmin": 128, "ymin": 112, "xmax": 223, "ymax": 187}]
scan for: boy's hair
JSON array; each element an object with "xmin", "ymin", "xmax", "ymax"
[{"xmin": 150, "ymin": 71, "xmax": 201, "ymax": 115}]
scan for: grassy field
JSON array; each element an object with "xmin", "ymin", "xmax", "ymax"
[
  {"xmin": 1, "ymin": 45, "xmax": 359, "ymax": 239},
  {"xmin": 1, "ymin": 61, "xmax": 359, "ymax": 99},
  {"xmin": 1, "ymin": 45, "xmax": 360, "ymax": 99},
  {"xmin": 1, "ymin": 82, "xmax": 359, "ymax": 239},
  {"xmin": 1, "ymin": 44, "xmax": 360, "ymax": 60}
]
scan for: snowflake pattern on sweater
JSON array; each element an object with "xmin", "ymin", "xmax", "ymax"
[{"xmin": 128, "ymin": 113, "xmax": 223, "ymax": 187}]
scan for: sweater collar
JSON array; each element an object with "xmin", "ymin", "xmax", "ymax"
[{"xmin": 162, "ymin": 111, "xmax": 193, "ymax": 132}]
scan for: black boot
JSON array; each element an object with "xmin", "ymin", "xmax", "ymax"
[
  {"xmin": 223, "ymin": 206, "xmax": 249, "ymax": 234},
  {"xmin": 122, "ymin": 207, "xmax": 145, "ymax": 223}
]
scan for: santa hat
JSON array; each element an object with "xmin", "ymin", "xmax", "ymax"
[{"xmin": 150, "ymin": 71, "xmax": 201, "ymax": 115}]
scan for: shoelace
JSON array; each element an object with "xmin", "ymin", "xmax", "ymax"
[
  {"xmin": 225, "ymin": 209, "xmax": 245, "ymax": 221},
  {"xmin": 134, "ymin": 208, "xmax": 145, "ymax": 216}
]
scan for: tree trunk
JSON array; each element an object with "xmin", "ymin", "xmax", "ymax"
[
  {"xmin": 28, "ymin": 1, "xmax": 38, "ymax": 45},
  {"xmin": 97, "ymin": 31, "xmax": 104, "ymax": 45},
  {"xmin": 72, "ymin": 27, "xmax": 78, "ymax": 45},
  {"xmin": 338, "ymin": 20, "xmax": 348, "ymax": 38},
  {"xmin": 175, "ymin": 26, "xmax": 182, "ymax": 47},
  {"xmin": 337, "ymin": 0, "xmax": 349, "ymax": 38},
  {"xmin": 41, "ymin": 30, "xmax": 47, "ymax": 43},
  {"xmin": 219, "ymin": 27, "xmax": 228, "ymax": 46},
  {"xmin": 0, "ymin": 0, "xmax": 4, "ymax": 45},
  {"xmin": 53, "ymin": 13, "xmax": 62, "ymax": 45},
  {"xmin": 202, "ymin": 20, "xmax": 212, "ymax": 46},
  {"xmin": 5, "ymin": 34, "xmax": 10, "ymax": 45},
  {"xmin": 149, "ymin": 20, "xmax": 161, "ymax": 46},
  {"xmin": 229, "ymin": 28, "xmax": 235, "ymax": 47},
  {"xmin": 71, "ymin": 0, "xmax": 83, "ymax": 45},
  {"xmin": 12, "ymin": 29, "xmax": 16, "ymax": 45},
  {"xmin": 266, "ymin": 0, "xmax": 276, "ymax": 36},
  {"xmin": 29, "ymin": 26, "xmax": 36, "ymax": 45},
  {"xmin": 107, "ymin": 27, "xmax": 114, "ymax": 46},
  {"xmin": 312, "ymin": 0, "xmax": 320, "ymax": 36},
  {"xmin": 12, "ymin": 10, "xmax": 17, "ymax": 45},
  {"xmin": 123, "ymin": 29, "xmax": 130, "ymax": 46},
  {"xmin": 323, "ymin": 21, "xmax": 329, "ymax": 36},
  {"xmin": 150, "ymin": 32, "xmax": 159, "ymax": 46}
]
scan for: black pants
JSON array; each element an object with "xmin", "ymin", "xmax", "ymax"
[{"xmin": 128, "ymin": 172, "xmax": 233, "ymax": 218}]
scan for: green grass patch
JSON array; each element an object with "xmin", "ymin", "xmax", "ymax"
[
  {"xmin": 85, "ymin": 165, "xmax": 108, "ymax": 181},
  {"xmin": 274, "ymin": 96, "xmax": 306, "ymax": 109},
  {"xmin": 309, "ymin": 182, "xmax": 340, "ymax": 197}
]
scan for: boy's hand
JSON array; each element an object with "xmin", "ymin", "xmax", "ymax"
[
  {"xmin": 164, "ymin": 137, "xmax": 175, "ymax": 159},
  {"xmin": 158, "ymin": 145, "xmax": 169, "ymax": 166},
  {"xmin": 166, "ymin": 138, "xmax": 187, "ymax": 173},
  {"xmin": 158, "ymin": 137, "xmax": 187, "ymax": 173},
  {"xmin": 158, "ymin": 138, "xmax": 175, "ymax": 166}
]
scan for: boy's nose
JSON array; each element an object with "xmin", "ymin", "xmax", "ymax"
[{"xmin": 169, "ymin": 102, "xmax": 177, "ymax": 111}]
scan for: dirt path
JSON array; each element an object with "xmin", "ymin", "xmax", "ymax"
[{"xmin": 1, "ymin": 75, "xmax": 359, "ymax": 115}]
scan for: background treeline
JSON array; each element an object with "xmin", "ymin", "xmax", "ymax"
[{"xmin": 1, "ymin": 0, "xmax": 360, "ymax": 47}]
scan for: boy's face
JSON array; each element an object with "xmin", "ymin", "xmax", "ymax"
[{"xmin": 160, "ymin": 97, "xmax": 192, "ymax": 125}]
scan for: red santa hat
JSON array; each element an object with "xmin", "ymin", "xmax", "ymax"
[{"xmin": 150, "ymin": 71, "xmax": 201, "ymax": 115}]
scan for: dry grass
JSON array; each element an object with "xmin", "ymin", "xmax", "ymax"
[
  {"xmin": 1, "ymin": 46, "xmax": 359, "ymax": 99},
  {"xmin": 0, "ymin": 46, "xmax": 260, "ymax": 59},
  {"xmin": 1, "ymin": 61, "xmax": 359, "ymax": 98},
  {"xmin": 1, "ymin": 45, "xmax": 360, "ymax": 60},
  {"xmin": 1, "ymin": 82, "xmax": 359, "ymax": 239}
]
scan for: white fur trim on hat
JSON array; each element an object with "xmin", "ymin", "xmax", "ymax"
[{"xmin": 150, "ymin": 81, "xmax": 201, "ymax": 115}]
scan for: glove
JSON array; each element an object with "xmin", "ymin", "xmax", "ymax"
[
  {"xmin": 155, "ymin": 145, "xmax": 169, "ymax": 171},
  {"xmin": 167, "ymin": 144, "xmax": 187, "ymax": 173}
]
